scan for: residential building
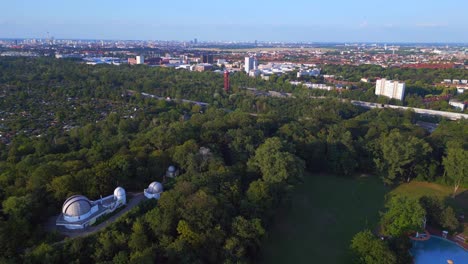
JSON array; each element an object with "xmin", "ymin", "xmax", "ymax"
[
  {"xmin": 375, "ymin": 79, "xmax": 406, "ymax": 100},
  {"xmin": 194, "ymin": 63, "xmax": 212, "ymax": 72},
  {"xmin": 136, "ymin": 55, "xmax": 144, "ymax": 64},
  {"xmin": 245, "ymin": 57, "xmax": 257, "ymax": 73},
  {"xmin": 202, "ymin": 54, "xmax": 213, "ymax": 64}
]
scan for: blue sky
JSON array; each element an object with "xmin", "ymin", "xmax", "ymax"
[{"xmin": 2, "ymin": 0, "xmax": 467, "ymax": 42}]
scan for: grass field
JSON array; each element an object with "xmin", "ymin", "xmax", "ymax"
[
  {"xmin": 261, "ymin": 176, "xmax": 468, "ymax": 263},
  {"xmin": 390, "ymin": 180, "xmax": 467, "ymax": 214},
  {"xmin": 261, "ymin": 174, "xmax": 388, "ymax": 264},
  {"xmin": 390, "ymin": 180, "xmax": 468, "ymax": 236},
  {"xmin": 390, "ymin": 181, "xmax": 454, "ymax": 199}
]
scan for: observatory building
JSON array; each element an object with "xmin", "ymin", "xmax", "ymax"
[
  {"xmin": 144, "ymin": 181, "xmax": 164, "ymax": 199},
  {"xmin": 166, "ymin": 165, "xmax": 178, "ymax": 178},
  {"xmin": 56, "ymin": 187, "xmax": 126, "ymax": 230}
]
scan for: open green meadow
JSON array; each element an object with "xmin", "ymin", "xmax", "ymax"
[
  {"xmin": 390, "ymin": 181, "xmax": 467, "ymax": 213},
  {"xmin": 262, "ymin": 176, "xmax": 468, "ymax": 263},
  {"xmin": 390, "ymin": 180, "xmax": 468, "ymax": 236},
  {"xmin": 261, "ymin": 174, "xmax": 388, "ymax": 264}
]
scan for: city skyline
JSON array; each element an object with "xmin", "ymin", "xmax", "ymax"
[{"xmin": 2, "ymin": 0, "xmax": 468, "ymax": 43}]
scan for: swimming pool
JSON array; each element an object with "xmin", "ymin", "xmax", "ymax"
[{"xmin": 411, "ymin": 236, "xmax": 468, "ymax": 264}]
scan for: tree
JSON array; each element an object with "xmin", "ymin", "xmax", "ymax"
[
  {"xmin": 248, "ymin": 137, "xmax": 304, "ymax": 184},
  {"xmin": 351, "ymin": 230, "xmax": 397, "ymax": 264},
  {"xmin": 2, "ymin": 195, "xmax": 33, "ymax": 220},
  {"xmin": 374, "ymin": 130, "xmax": 432, "ymax": 185},
  {"xmin": 224, "ymin": 216, "xmax": 265, "ymax": 262},
  {"xmin": 443, "ymin": 145, "xmax": 467, "ymax": 196},
  {"xmin": 173, "ymin": 139, "xmax": 199, "ymax": 172},
  {"xmin": 419, "ymin": 196, "xmax": 444, "ymax": 227},
  {"xmin": 440, "ymin": 207, "xmax": 459, "ymax": 231},
  {"xmin": 129, "ymin": 219, "xmax": 149, "ymax": 251},
  {"xmin": 24, "ymin": 243, "xmax": 59, "ymax": 264},
  {"xmin": 381, "ymin": 195, "xmax": 426, "ymax": 237}
]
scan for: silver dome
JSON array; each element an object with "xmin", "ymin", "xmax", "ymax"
[
  {"xmin": 114, "ymin": 187, "xmax": 126, "ymax": 198},
  {"xmin": 148, "ymin": 181, "xmax": 163, "ymax": 194},
  {"xmin": 62, "ymin": 195, "xmax": 92, "ymax": 217},
  {"xmin": 168, "ymin": 166, "xmax": 176, "ymax": 172}
]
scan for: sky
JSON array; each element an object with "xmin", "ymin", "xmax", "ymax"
[{"xmin": 1, "ymin": 0, "xmax": 468, "ymax": 43}]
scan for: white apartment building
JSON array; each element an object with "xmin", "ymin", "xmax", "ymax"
[
  {"xmin": 244, "ymin": 57, "xmax": 257, "ymax": 73},
  {"xmin": 136, "ymin": 55, "xmax": 144, "ymax": 64},
  {"xmin": 375, "ymin": 79, "xmax": 406, "ymax": 101}
]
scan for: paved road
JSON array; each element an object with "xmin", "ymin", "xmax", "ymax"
[
  {"xmin": 48, "ymin": 192, "xmax": 146, "ymax": 240},
  {"xmin": 141, "ymin": 92, "xmax": 209, "ymax": 106},
  {"xmin": 140, "ymin": 90, "xmax": 468, "ymax": 120},
  {"xmin": 350, "ymin": 100, "xmax": 468, "ymax": 120}
]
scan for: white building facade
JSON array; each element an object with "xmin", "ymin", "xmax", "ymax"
[
  {"xmin": 136, "ymin": 55, "xmax": 145, "ymax": 64},
  {"xmin": 244, "ymin": 57, "xmax": 257, "ymax": 73},
  {"xmin": 56, "ymin": 187, "xmax": 126, "ymax": 230},
  {"xmin": 375, "ymin": 79, "xmax": 406, "ymax": 101},
  {"xmin": 449, "ymin": 100, "xmax": 467, "ymax": 110}
]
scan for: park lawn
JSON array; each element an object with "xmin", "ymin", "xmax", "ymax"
[
  {"xmin": 390, "ymin": 180, "xmax": 467, "ymax": 215},
  {"xmin": 390, "ymin": 180, "xmax": 468, "ymax": 236},
  {"xmin": 390, "ymin": 181, "xmax": 454, "ymax": 199},
  {"xmin": 261, "ymin": 173, "xmax": 388, "ymax": 264}
]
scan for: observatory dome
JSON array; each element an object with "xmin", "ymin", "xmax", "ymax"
[
  {"xmin": 114, "ymin": 187, "xmax": 126, "ymax": 199},
  {"xmin": 168, "ymin": 166, "xmax": 176, "ymax": 172},
  {"xmin": 147, "ymin": 181, "xmax": 163, "ymax": 194},
  {"xmin": 62, "ymin": 195, "xmax": 92, "ymax": 217}
]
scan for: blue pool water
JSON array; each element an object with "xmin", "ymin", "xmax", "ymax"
[{"xmin": 411, "ymin": 236, "xmax": 468, "ymax": 264}]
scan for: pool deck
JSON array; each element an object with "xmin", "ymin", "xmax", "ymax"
[
  {"xmin": 426, "ymin": 226, "xmax": 468, "ymax": 251},
  {"xmin": 409, "ymin": 230, "xmax": 431, "ymax": 241}
]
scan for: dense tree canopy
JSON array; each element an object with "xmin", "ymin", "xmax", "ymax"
[
  {"xmin": 0, "ymin": 57, "xmax": 466, "ymax": 263},
  {"xmin": 443, "ymin": 143, "xmax": 468, "ymax": 195},
  {"xmin": 351, "ymin": 230, "xmax": 397, "ymax": 264},
  {"xmin": 381, "ymin": 195, "xmax": 426, "ymax": 237}
]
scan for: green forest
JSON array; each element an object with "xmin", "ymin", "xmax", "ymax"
[{"xmin": 0, "ymin": 58, "xmax": 466, "ymax": 263}]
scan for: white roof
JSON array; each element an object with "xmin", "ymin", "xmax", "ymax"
[{"xmin": 62, "ymin": 195, "xmax": 92, "ymax": 217}]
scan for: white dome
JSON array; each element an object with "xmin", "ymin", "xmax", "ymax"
[
  {"xmin": 114, "ymin": 187, "xmax": 126, "ymax": 198},
  {"xmin": 148, "ymin": 181, "xmax": 163, "ymax": 194},
  {"xmin": 168, "ymin": 166, "xmax": 176, "ymax": 172},
  {"xmin": 62, "ymin": 195, "xmax": 92, "ymax": 217}
]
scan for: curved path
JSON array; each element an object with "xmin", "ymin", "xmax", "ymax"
[{"xmin": 47, "ymin": 192, "xmax": 145, "ymax": 240}]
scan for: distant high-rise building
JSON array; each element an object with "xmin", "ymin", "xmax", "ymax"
[
  {"xmin": 136, "ymin": 55, "xmax": 145, "ymax": 65},
  {"xmin": 194, "ymin": 38, "xmax": 198, "ymax": 44},
  {"xmin": 224, "ymin": 70, "xmax": 230, "ymax": 92},
  {"xmin": 375, "ymin": 79, "xmax": 405, "ymax": 100},
  {"xmin": 244, "ymin": 57, "xmax": 257, "ymax": 73},
  {"xmin": 202, "ymin": 54, "xmax": 213, "ymax": 64}
]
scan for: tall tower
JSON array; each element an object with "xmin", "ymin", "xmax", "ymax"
[{"xmin": 224, "ymin": 70, "xmax": 230, "ymax": 92}]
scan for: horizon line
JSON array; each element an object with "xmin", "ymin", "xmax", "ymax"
[{"xmin": 1, "ymin": 37, "xmax": 468, "ymax": 45}]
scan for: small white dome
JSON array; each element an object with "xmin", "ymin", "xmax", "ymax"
[
  {"xmin": 168, "ymin": 166, "xmax": 176, "ymax": 172},
  {"xmin": 114, "ymin": 187, "xmax": 126, "ymax": 198},
  {"xmin": 148, "ymin": 181, "xmax": 163, "ymax": 194}
]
